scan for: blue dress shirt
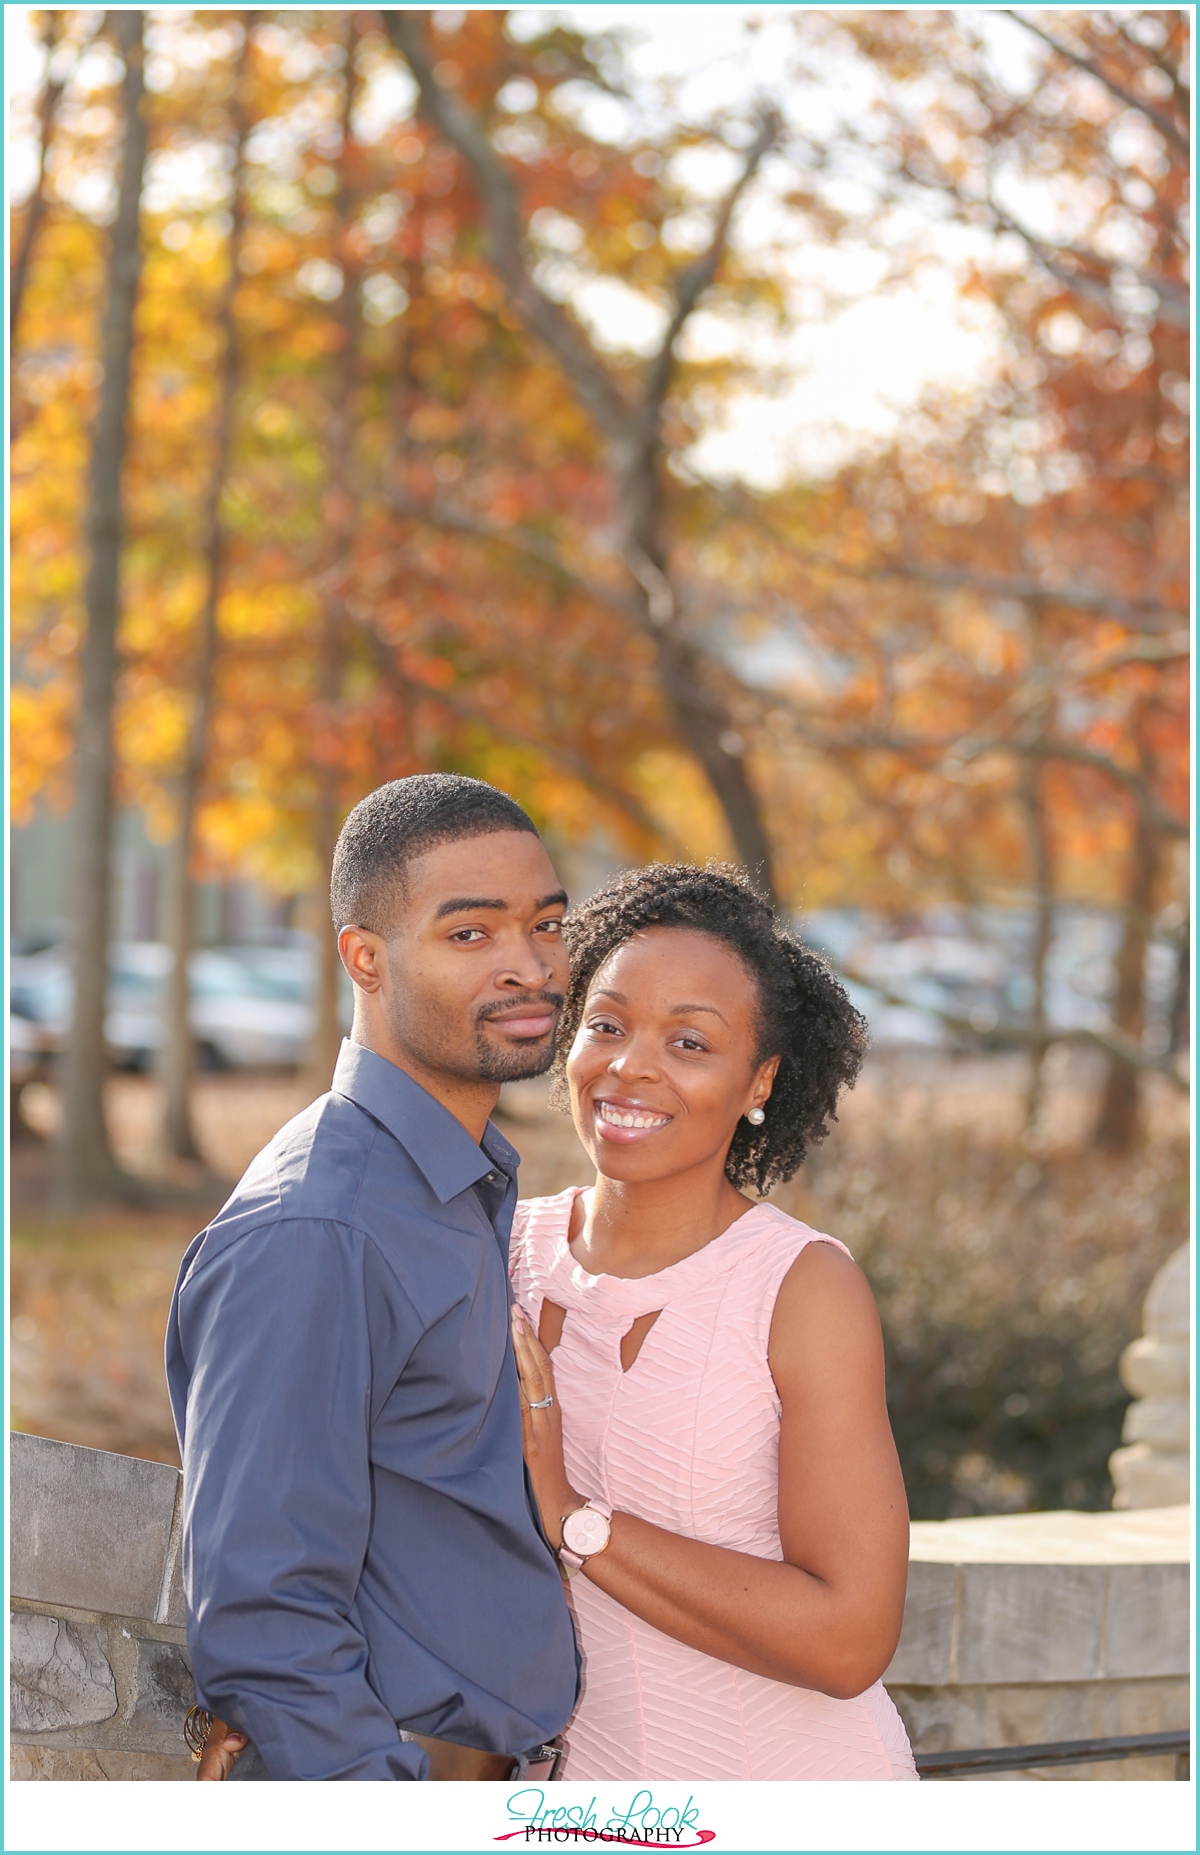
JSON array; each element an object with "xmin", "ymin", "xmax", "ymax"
[{"xmin": 166, "ymin": 1040, "xmax": 579, "ymax": 1781}]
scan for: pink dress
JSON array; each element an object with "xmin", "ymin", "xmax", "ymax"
[{"xmin": 510, "ymin": 1187, "xmax": 917, "ymax": 1782}]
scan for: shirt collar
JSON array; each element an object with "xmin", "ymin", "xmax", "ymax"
[{"xmin": 331, "ymin": 1040, "xmax": 519, "ymax": 1205}]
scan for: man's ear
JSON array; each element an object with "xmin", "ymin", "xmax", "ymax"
[{"xmin": 339, "ymin": 925, "xmax": 386, "ymax": 993}]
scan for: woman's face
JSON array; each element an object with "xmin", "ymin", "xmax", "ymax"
[{"xmin": 566, "ymin": 925, "xmax": 779, "ymax": 1186}]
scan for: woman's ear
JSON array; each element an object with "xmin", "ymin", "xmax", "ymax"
[{"xmin": 748, "ymin": 1052, "xmax": 780, "ymax": 1115}]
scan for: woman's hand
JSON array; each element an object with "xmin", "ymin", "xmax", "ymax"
[
  {"xmin": 511, "ymin": 1304, "xmax": 583, "ymax": 1551},
  {"xmin": 195, "ymin": 1717, "xmax": 248, "ymax": 1780}
]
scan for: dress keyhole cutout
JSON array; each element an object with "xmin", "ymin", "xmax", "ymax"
[
  {"xmin": 539, "ymin": 1299, "xmax": 567, "ymax": 1354},
  {"xmin": 620, "ymin": 1310, "xmax": 661, "ymax": 1374}
]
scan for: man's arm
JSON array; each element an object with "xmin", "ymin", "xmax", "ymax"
[{"xmin": 169, "ymin": 1218, "xmax": 427, "ymax": 1781}]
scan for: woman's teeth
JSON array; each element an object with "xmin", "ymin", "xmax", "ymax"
[{"xmin": 597, "ymin": 1102, "xmax": 670, "ymax": 1130}]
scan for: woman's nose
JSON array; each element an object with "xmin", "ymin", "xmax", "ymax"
[{"xmin": 609, "ymin": 1042, "xmax": 659, "ymax": 1081}]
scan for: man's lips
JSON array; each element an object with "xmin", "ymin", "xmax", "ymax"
[{"xmin": 484, "ymin": 1009, "xmax": 557, "ymax": 1039}]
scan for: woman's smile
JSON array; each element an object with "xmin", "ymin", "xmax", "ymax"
[{"xmin": 593, "ymin": 1095, "xmax": 674, "ymax": 1141}]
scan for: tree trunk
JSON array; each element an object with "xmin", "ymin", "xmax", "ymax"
[
  {"xmin": 1093, "ymin": 814, "xmax": 1158, "ymax": 1152},
  {"xmin": 654, "ymin": 632, "xmax": 778, "ymax": 902},
  {"xmin": 304, "ymin": 21, "xmax": 359, "ymax": 1098},
  {"xmin": 59, "ymin": 10, "xmax": 148, "ymax": 1205},
  {"xmin": 159, "ymin": 25, "xmax": 253, "ymax": 1163},
  {"xmin": 1167, "ymin": 916, "xmax": 1189, "ymax": 1055},
  {"xmin": 384, "ymin": 13, "xmax": 780, "ymax": 910},
  {"xmin": 306, "ymin": 797, "xmax": 344, "ymax": 1097},
  {"xmin": 1020, "ymin": 756, "xmax": 1055, "ymax": 1133},
  {"xmin": 619, "ymin": 449, "xmax": 779, "ymax": 905},
  {"xmin": 11, "ymin": 11, "xmax": 68, "ymax": 349}
]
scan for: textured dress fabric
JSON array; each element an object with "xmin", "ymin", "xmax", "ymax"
[{"xmin": 510, "ymin": 1187, "xmax": 917, "ymax": 1782}]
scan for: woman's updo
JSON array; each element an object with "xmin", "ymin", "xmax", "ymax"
[{"xmin": 550, "ymin": 861, "xmax": 869, "ymax": 1196}]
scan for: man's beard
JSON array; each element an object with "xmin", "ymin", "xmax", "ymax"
[{"xmin": 473, "ymin": 992, "xmax": 564, "ymax": 1082}]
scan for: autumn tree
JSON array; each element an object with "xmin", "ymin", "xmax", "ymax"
[
  {"xmin": 159, "ymin": 16, "xmax": 255, "ymax": 1164},
  {"xmin": 383, "ymin": 9, "xmax": 785, "ymax": 898},
  {"xmin": 61, "ymin": 8, "xmax": 150, "ymax": 1204},
  {"xmin": 730, "ymin": 7, "xmax": 1189, "ymax": 1143}
]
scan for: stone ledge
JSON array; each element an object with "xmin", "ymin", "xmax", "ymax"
[
  {"xmin": 887, "ymin": 1675, "xmax": 1189, "ymax": 1782},
  {"xmin": 10, "ymin": 1433, "xmax": 182, "ymax": 1623},
  {"xmin": 885, "ymin": 1508, "xmax": 1191, "ymax": 1687}
]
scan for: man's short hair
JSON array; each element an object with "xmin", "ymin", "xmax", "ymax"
[{"xmin": 330, "ymin": 774, "xmax": 539, "ymax": 932}]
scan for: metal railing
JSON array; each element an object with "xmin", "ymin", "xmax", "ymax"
[{"xmin": 915, "ymin": 1729, "xmax": 1191, "ymax": 1781}]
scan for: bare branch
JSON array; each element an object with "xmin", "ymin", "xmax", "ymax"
[
  {"xmin": 381, "ymin": 488, "xmax": 639, "ymax": 621},
  {"xmin": 1067, "ymin": 636, "xmax": 1192, "ymax": 678},
  {"xmin": 643, "ymin": 110, "xmax": 780, "ymax": 418},
  {"xmin": 873, "ymin": 558, "xmax": 1189, "ymax": 633},
  {"xmin": 763, "ymin": 695, "xmax": 1190, "ymax": 841},
  {"xmin": 383, "ymin": 11, "xmax": 631, "ymax": 447},
  {"xmin": 986, "ymin": 196, "xmax": 1190, "ymax": 329},
  {"xmin": 1022, "ymin": 738, "xmax": 1189, "ymax": 840},
  {"xmin": 1004, "ymin": 10, "xmax": 1189, "ymax": 155},
  {"xmin": 737, "ymin": 503, "xmax": 1189, "ymax": 632},
  {"xmin": 1114, "ymin": 20, "xmax": 1191, "ymax": 118},
  {"xmin": 11, "ymin": 12, "xmax": 99, "ymax": 346}
]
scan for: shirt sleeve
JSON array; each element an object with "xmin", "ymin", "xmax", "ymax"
[{"xmin": 172, "ymin": 1217, "xmax": 427, "ymax": 1781}]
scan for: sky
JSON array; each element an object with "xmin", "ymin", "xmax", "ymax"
[
  {"xmin": 537, "ymin": 4, "xmax": 1009, "ymax": 480},
  {"xmin": 7, "ymin": 2, "xmax": 1011, "ymax": 485}
]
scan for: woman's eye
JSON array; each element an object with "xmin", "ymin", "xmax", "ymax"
[
  {"xmin": 587, "ymin": 1017, "xmax": 622, "ymax": 1036},
  {"xmin": 672, "ymin": 1035, "xmax": 707, "ymax": 1053},
  {"xmin": 535, "ymin": 918, "xmax": 563, "ymax": 936}
]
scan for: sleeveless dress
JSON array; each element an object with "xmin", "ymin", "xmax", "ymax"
[{"xmin": 510, "ymin": 1187, "xmax": 917, "ymax": 1782}]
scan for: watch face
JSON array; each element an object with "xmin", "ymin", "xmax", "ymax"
[{"xmin": 564, "ymin": 1507, "xmax": 609, "ymax": 1555}]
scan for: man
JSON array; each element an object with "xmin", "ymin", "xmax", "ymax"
[{"xmin": 166, "ymin": 774, "xmax": 580, "ymax": 1781}]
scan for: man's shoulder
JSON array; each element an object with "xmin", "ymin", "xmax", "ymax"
[
  {"xmin": 174, "ymin": 1093, "xmax": 400, "ymax": 1296},
  {"xmin": 207, "ymin": 1089, "xmax": 399, "ymax": 1241}
]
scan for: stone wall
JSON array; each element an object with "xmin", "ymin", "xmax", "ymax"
[
  {"xmin": 10, "ymin": 1432, "xmax": 195, "ymax": 1779},
  {"xmin": 9, "ymin": 1432, "xmax": 1191, "ymax": 1781},
  {"xmin": 887, "ymin": 1506, "xmax": 1191, "ymax": 1780}
]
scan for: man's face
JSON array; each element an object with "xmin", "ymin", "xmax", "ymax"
[{"xmin": 343, "ymin": 831, "xmax": 569, "ymax": 1086}]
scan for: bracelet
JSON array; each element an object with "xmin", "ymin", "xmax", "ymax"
[{"xmin": 183, "ymin": 1703, "xmax": 214, "ymax": 1763}]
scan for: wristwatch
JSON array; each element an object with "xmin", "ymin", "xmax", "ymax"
[{"xmin": 559, "ymin": 1499, "xmax": 613, "ymax": 1576}]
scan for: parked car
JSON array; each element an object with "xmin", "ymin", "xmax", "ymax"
[
  {"xmin": 797, "ymin": 905, "xmax": 1176, "ymax": 1049},
  {"xmin": 8, "ymin": 939, "xmax": 350, "ymax": 1071}
]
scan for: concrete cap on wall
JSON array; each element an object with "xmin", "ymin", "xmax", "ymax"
[{"xmin": 10, "ymin": 1433, "xmax": 183, "ymax": 1626}]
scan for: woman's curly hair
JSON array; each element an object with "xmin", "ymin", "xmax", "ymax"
[{"xmin": 550, "ymin": 861, "xmax": 869, "ymax": 1196}]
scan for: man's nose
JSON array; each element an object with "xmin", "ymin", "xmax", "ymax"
[{"xmin": 496, "ymin": 940, "xmax": 556, "ymax": 989}]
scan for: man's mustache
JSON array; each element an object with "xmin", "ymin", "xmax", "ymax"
[{"xmin": 474, "ymin": 991, "xmax": 565, "ymax": 1025}]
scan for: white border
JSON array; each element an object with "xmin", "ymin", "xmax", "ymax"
[
  {"xmin": 2, "ymin": 1777, "xmax": 1198, "ymax": 1854},
  {"xmin": 4, "ymin": 6, "xmax": 1196, "ymax": 1855}
]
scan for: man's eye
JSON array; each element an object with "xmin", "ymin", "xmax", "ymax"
[
  {"xmin": 535, "ymin": 918, "xmax": 563, "ymax": 935},
  {"xmin": 449, "ymin": 928, "xmax": 486, "ymax": 943}
]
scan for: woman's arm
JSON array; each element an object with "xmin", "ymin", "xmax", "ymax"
[{"xmin": 512, "ymin": 1242, "xmax": 909, "ymax": 1700}]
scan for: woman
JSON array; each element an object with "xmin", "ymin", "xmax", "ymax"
[{"xmin": 508, "ymin": 862, "xmax": 916, "ymax": 1781}]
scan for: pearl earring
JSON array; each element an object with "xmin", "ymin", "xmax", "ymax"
[{"xmin": 747, "ymin": 1106, "xmax": 766, "ymax": 1126}]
